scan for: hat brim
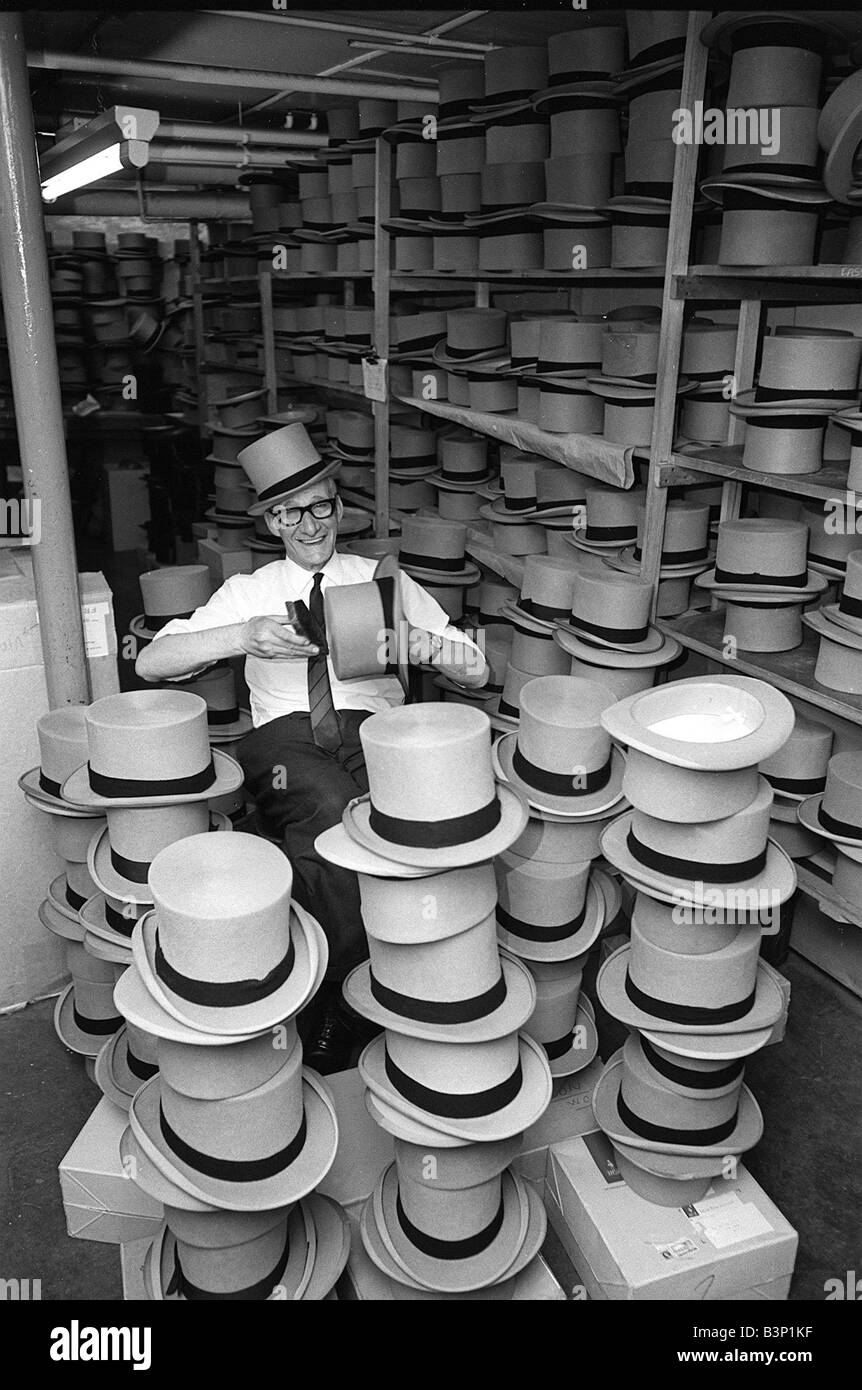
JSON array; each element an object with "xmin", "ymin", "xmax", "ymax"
[
  {"xmin": 120, "ymin": 1124, "xmax": 218, "ymax": 1213},
  {"xmin": 700, "ymin": 10, "xmax": 845, "ymax": 56},
  {"xmin": 592, "ymin": 1054, "xmax": 764, "ymax": 1158},
  {"xmin": 803, "ymin": 608, "xmax": 862, "ymax": 651},
  {"xmin": 359, "ymin": 1029, "xmax": 552, "ymax": 1144},
  {"xmin": 553, "ymin": 625, "xmax": 682, "ymax": 671},
  {"xmin": 399, "ymin": 560, "xmax": 482, "ymax": 586},
  {"xmin": 47, "ymin": 871, "xmax": 89, "ymax": 924},
  {"xmin": 610, "ymin": 545, "xmax": 713, "ymax": 579},
  {"xmin": 493, "ymin": 736, "xmax": 625, "ymax": 819},
  {"xmin": 597, "ymin": 941, "xmax": 785, "ymax": 1042},
  {"xmin": 342, "ymin": 781, "xmax": 529, "ymax": 870},
  {"xmin": 54, "ymin": 982, "xmax": 123, "ymax": 1058},
  {"xmin": 554, "ymin": 617, "xmax": 666, "ymax": 656},
  {"xmin": 696, "ymin": 568, "xmax": 827, "ymax": 600},
  {"xmin": 18, "ymin": 767, "xmax": 102, "ymax": 816},
  {"xmin": 600, "ymin": 673, "xmax": 796, "ymax": 770},
  {"xmin": 80, "ymin": 892, "xmax": 147, "ymax": 950},
  {"xmin": 363, "ymin": 1089, "xmax": 466, "ymax": 1149},
  {"xmin": 343, "ymin": 948, "xmax": 536, "ymax": 1044},
  {"xmin": 365, "ymin": 1162, "xmax": 539, "ymax": 1295},
  {"xmin": 568, "ymin": 527, "xmax": 637, "ymax": 549},
  {"xmin": 600, "ymin": 812, "xmax": 798, "ymax": 910},
  {"xmin": 128, "ymin": 1067, "xmax": 339, "ymax": 1212},
  {"xmin": 83, "ymin": 928, "xmax": 132, "ymax": 967},
  {"xmin": 728, "ymin": 390, "xmax": 850, "ymax": 416},
  {"xmin": 314, "ymin": 822, "xmax": 432, "ymax": 878},
  {"xmin": 797, "ymin": 793, "xmax": 862, "ymax": 847},
  {"xmin": 87, "ymin": 813, "xmax": 233, "ymax": 904},
  {"xmin": 93, "ymin": 1024, "xmax": 157, "ymax": 1112},
  {"xmin": 638, "ymin": 1023, "xmax": 776, "ymax": 1062},
  {"xmin": 478, "ymin": 502, "xmax": 547, "ymax": 528},
  {"xmin": 133, "ymin": 901, "xmax": 325, "ymax": 1036},
  {"xmin": 431, "ymin": 343, "xmax": 509, "ymax": 370},
  {"xmin": 425, "ymin": 470, "xmax": 497, "ymax": 492},
  {"xmin": 611, "ymin": 55, "xmax": 685, "ymax": 97},
  {"xmin": 495, "ymin": 874, "xmax": 605, "ymax": 963},
  {"xmin": 207, "ymin": 710, "xmax": 254, "ymax": 743},
  {"xmin": 246, "ymin": 458, "xmax": 341, "ymax": 517},
  {"xmin": 62, "ymin": 748, "xmax": 244, "ymax": 811},
  {"xmin": 536, "ymin": 996, "xmax": 599, "ymax": 1077},
  {"xmin": 115, "ymin": 962, "xmax": 272, "ymax": 1045},
  {"xmin": 38, "ymin": 895, "xmax": 86, "ymax": 943},
  {"xmin": 530, "ymin": 81, "xmax": 618, "ymax": 111},
  {"xmin": 818, "ymin": 603, "xmax": 862, "ymax": 638}
]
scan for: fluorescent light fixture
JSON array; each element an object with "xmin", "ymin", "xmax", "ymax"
[{"xmin": 39, "ymin": 105, "xmax": 159, "ymax": 202}]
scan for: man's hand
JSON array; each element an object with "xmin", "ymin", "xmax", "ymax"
[{"xmin": 240, "ymin": 615, "xmax": 319, "ymax": 660}]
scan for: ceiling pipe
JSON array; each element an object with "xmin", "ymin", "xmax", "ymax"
[
  {"xmin": 149, "ymin": 142, "xmax": 313, "ymax": 167},
  {"xmin": 205, "ymin": 11, "xmax": 494, "ymax": 52},
  {"xmin": 157, "ymin": 121, "xmax": 327, "ymax": 148},
  {"xmin": 45, "ymin": 188, "xmax": 251, "ymax": 217},
  {"xmin": 27, "ymin": 50, "xmax": 439, "ymax": 102}
]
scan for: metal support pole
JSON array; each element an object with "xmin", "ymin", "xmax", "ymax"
[
  {"xmin": 0, "ymin": 14, "xmax": 89, "ymax": 708},
  {"xmin": 372, "ymin": 136, "xmax": 392, "ymax": 540}
]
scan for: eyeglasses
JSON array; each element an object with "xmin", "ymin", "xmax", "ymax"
[{"xmin": 268, "ymin": 497, "xmax": 337, "ymax": 528}]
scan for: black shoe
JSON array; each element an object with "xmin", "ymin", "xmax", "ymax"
[{"xmin": 303, "ymin": 1001, "xmax": 356, "ymax": 1076}]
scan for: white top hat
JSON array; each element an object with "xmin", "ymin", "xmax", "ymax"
[
  {"xmin": 798, "ymin": 752, "xmax": 862, "ymax": 847},
  {"xmin": 343, "ymin": 704, "xmax": 529, "ymax": 869},
  {"xmin": 61, "ymin": 691, "xmax": 243, "ymax": 811}
]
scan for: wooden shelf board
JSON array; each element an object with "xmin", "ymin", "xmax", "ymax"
[
  {"xmin": 794, "ymin": 861, "xmax": 862, "ymax": 929},
  {"xmin": 658, "ymin": 607, "xmax": 862, "ymax": 726},
  {"xmin": 677, "ymin": 266, "xmax": 862, "ymax": 303},
  {"xmin": 658, "ymin": 446, "xmax": 860, "ymax": 502}
]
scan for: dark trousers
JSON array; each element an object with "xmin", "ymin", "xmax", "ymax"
[{"xmin": 236, "ymin": 711, "xmax": 371, "ymax": 980}]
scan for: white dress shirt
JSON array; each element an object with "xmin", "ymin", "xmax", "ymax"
[{"xmin": 152, "ymin": 550, "xmax": 482, "ymax": 728}]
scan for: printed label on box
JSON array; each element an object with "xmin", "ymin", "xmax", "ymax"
[
  {"xmin": 582, "ymin": 1129, "xmax": 625, "ymax": 1185},
  {"xmin": 362, "ymin": 357, "xmax": 388, "ymax": 403},
  {"xmin": 81, "ymin": 602, "xmax": 111, "ymax": 658},
  {"xmin": 654, "ymin": 1237, "xmax": 699, "ymax": 1261},
  {"xmin": 685, "ymin": 1191, "xmax": 775, "ymax": 1250}
]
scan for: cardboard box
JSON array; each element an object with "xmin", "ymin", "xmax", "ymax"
[
  {"xmin": 120, "ymin": 1237, "xmax": 153, "ymax": 1301},
  {"xmin": 791, "ymin": 895, "xmax": 862, "ymax": 1000},
  {"xmin": 339, "ymin": 1213, "xmax": 566, "ymax": 1301},
  {"xmin": 197, "ymin": 536, "xmax": 253, "ymax": 586},
  {"xmin": 103, "ymin": 463, "xmax": 150, "ymax": 553},
  {"xmin": 59, "ymin": 1097, "xmax": 163, "ymax": 1245},
  {"xmin": 544, "ymin": 1131, "xmax": 797, "ymax": 1301},
  {"xmin": 514, "ymin": 1057, "xmax": 604, "ymax": 1185},
  {"xmin": 316, "ymin": 1067, "xmax": 395, "ymax": 1214}
]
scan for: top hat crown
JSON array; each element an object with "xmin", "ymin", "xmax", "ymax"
[{"xmin": 237, "ymin": 422, "xmax": 337, "ymax": 516}]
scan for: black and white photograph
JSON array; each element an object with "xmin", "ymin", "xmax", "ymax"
[{"xmin": 0, "ymin": 0, "xmax": 859, "ymax": 1353}]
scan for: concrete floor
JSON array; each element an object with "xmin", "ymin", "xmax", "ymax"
[{"xmin": 1, "ymin": 949, "xmax": 858, "ymax": 1302}]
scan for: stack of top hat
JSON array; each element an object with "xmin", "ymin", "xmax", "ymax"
[
  {"xmin": 759, "ymin": 713, "xmax": 833, "ymax": 863},
  {"xmin": 594, "ymin": 674, "xmax": 797, "ymax": 1205},
  {"xmin": 425, "ymin": 431, "xmax": 496, "ymax": 524},
  {"xmin": 696, "ymin": 518, "xmax": 828, "ymax": 655},
  {"xmin": 553, "ymin": 568, "xmax": 682, "ymax": 698},
  {"xmin": 588, "ymin": 321, "xmax": 695, "ymax": 448},
  {"xmin": 496, "ymin": 554, "xmax": 581, "ymax": 693},
  {"xmin": 729, "ymin": 328, "xmax": 862, "ymax": 475},
  {"xmin": 431, "ymin": 307, "xmax": 510, "ymax": 412},
  {"xmin": 490, "ymin": 675, "xmax": 624, "ymax": 1061},
  {"xmin": 829, "ymin": 406, "xmax": 862, "ymax": 489},
  {"xmin": 699, "ymin": 12, "xmax": 843, "ymax": 267},
  {"xmin": 18, "ymin": 705, "xmax": 115, "ymax": 1067},
  {"xmin": 605, "ymin": 498, "xmax": 713, "ymax": 617},
  {"xmin": 528, "ymin": 26, "xmax": 624, "ymax": 271},
  {"xmin": 477, "ymin": 448, "xmax": 551, "ymax": 560},
  {"xmin": 566, "ymin": 483, "xmax": 644, "ymax": 566},
  {"xmin": 797, "ymin": 750, "xmax": 862, "ymax": 918},
  {"xmin": 315, "ymin": 703, "xmax": 554, "ymax": 1296},
  {"xmin": 518, "ymin": 463, "xmax": 590, "ymax": 556},
  {"xmin": 109, "ymin": 824, "xmax": 347, "ymax": 1300},
  {"xmin": 525, "ymin": 318, "xmax": 606, "ymax": 436},
  {"xmin": 678, "ymin": 321, "xmax": 738, "ymax": 445},
  {"xmin": 397, "ymin": 515, "xmax": 481, "ymax": 623},
  {"xmin": 804, "ymin": 549, "xmax": 862, "ymax": 694},
  {"xmin": 57, "ymin": 692, "xmax": 243, "ymax": 985},
  {"xmin": 607, "ymin": 13, "xmax": 690, "ymax": 269},
  {"xmin": 169, "ymin": 664, "xmax": 253, "ymax": 746}
]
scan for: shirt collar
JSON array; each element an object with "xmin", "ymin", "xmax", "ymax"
[{"xmin": 279, "ymin": 548, "xmax": 344, "ymax": 588}]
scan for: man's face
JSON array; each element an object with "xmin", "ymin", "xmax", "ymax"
[{"xmin": 265, "ymin": 480, "xmax": 342, "ymax": 571}]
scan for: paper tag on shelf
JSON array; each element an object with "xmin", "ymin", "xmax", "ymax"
[
  {"xmin": 362, "ymin": 357, "xmax": 388, "ymax": 403},
  {"xmin": 81, "ymin": 602, "xmax": 111, "ymax": 658}
]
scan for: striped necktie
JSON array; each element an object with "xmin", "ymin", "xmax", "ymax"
[{"xmin": 306, "ymin": 572, "xmax": 342, "ymax": 753}]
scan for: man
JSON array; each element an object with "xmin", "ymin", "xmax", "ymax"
[{"xmin": 137, "ymin": 426, "xmax": 488, "ymax": 1072}]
